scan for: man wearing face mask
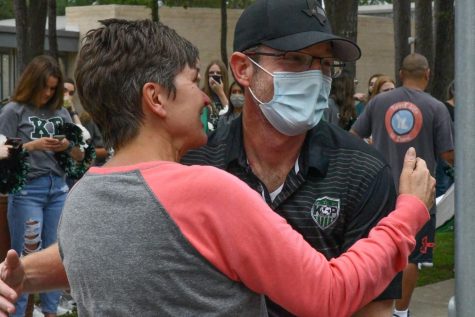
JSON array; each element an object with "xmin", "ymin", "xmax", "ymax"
[{"xmin": 183, "ymin": 1, "xmax": 400, "ymax": 316}]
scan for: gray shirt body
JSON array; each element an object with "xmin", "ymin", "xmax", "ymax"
[
  {"xmin": 0, "ymin": 102, "xmax": 73, "ymax": 178},
  {"xmin": 58, "ymin": 170, "xmax": 265, "ymax": 316}
]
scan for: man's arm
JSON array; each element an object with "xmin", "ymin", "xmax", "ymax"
[
  {"xmin": 0, "ymin": 244, "xmax": 68, "ymax": 316},
  {"xmin": 440, "ymin": 150, "xmax": 454, "ymax": 167},
  {"xmin": 351, "ymin": 99, "xmax": 374, "ymax": 138},
  {"xmin": 22, "ymin": 244, "xmax": 68, "ymax": 292}
]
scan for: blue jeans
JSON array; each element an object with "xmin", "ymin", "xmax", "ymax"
[{"xmin": 8, "ymin": 173, "xmax": 68, "ymax": 316}]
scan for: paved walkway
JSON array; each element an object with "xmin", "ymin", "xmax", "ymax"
[{"xmin": 410, "ymin": 279, "xmax": 454, "ymax": 317}]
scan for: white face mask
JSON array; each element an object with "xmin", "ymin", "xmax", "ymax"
[
  {"xmin": 230, "ymin": 94, "xmax": 245, "ymax": 108},
  {"xmin": 248, "ymin": 57, "xmax": 331, "ymax": 136}
]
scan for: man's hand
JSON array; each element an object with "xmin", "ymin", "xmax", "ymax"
[
  {"xmin": 0, "ymin": 250, "xmax": 25, "ymax": 316},
  {"xmin": 399, "ymin": 147, "xmax": 436, "ymax": 209}
]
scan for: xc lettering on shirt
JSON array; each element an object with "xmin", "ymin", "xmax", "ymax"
[
  {"xmin": 29, "ymin": 116, "xmax": 64, "ymax": 139},
  {"xmin": 384, "ymin": 101, "xmax": 423, "ymax": 143}
]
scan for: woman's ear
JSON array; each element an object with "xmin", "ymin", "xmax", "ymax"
[
  {"xmin": 230, "ymin": 52, "xmax": 253, "ymax": 88},
  {"xmin": 142, "ymin": 82, "xmax": 167, "ymax": 118}
]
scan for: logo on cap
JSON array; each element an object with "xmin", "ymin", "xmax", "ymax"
[{"xmin": 302, "ymin": 0, "xmax": 327, "ymax": 26}]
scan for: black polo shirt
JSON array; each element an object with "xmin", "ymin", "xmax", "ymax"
[{"xmin": 182, "ymin": 117, "xmax": 400, "ymax": 314}]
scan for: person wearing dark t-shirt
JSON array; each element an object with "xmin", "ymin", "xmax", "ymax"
[{"xmin": 352, "ymin": 53, "xmax": 454, "ymax": 317}]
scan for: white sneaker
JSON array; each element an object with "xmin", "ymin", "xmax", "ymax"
[
  {"xmin": 57, "ymin": 295, "xmax": 75, "ymax": 316},
  {"xmin": 33, "ymin": 305, "xmax": 44, "ymax": 317}
]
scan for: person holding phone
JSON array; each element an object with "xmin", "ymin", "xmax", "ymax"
[
  {"xmin": 201, "ymin": 60, "xmax": 229, "ymax": 130},
  {"xmin": 0, "ymin": 55, "xmax": 84, "ymax": 317}
]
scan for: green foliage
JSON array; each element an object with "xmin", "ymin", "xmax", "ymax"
[
  {"xmin": 56, "ymin": 0, "xmax": 97, "ymax": 15},
  {"xmin": 0, "ymin": 0, "xmax": 14, "ymax": 19},
  {"xmin": 358, "ymin": 0, "xmax": 392, "ymax": 4},
  {"xmin": 99, "ymin": 0, "xmax": 151, "ymax": 4}
]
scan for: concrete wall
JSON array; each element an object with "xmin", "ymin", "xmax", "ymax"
[
  {"xmin": 66, "ymin": 5, "xmax": 151, "ymax": 33},
  {"xmin": 65, "ymin": 4, "xmax": 397, "ymax": 94},
  {"xmin": 160, "ymin": 7, "xmax": 243, "ymax": 73},
  {"xmin": 356, "ymin": 15, "xmax": 396, "ymax": 93}
]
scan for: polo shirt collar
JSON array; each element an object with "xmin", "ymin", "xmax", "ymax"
[
  {"xmin": 300, "ymin": 121, "xmax": 330, "ymax": 177},
  {"xmin": 222, "ymin": 116, "xmax": 247, "ymax": 168},
  {"xmin": 222, "ymin": 118, "xmax": 329, "ymax": 177}
]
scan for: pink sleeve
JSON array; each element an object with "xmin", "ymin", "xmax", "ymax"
[{"xmin": 142, "ymin": 165, "xmax": 429, "ymax": 317}]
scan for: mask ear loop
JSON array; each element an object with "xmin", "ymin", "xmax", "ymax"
[
  {"xmin": 248, "ymin": 86, "xmax": 265, "ymax": 105},
  {"xmin": 247, "ymin": 56, "xmax": 274, "ymax": 77},
  {"xmin": 247, "ymin": 57, "xmax": 274, "ymax": 105}
]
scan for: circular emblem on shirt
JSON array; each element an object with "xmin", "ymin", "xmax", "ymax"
[{"xmin": 385, "ymin": 101, "xmax": 423, "ymax": 143}]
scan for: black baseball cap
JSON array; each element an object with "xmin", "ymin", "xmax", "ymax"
[{"xmin": 233, "ymin": 0, "xmax": 361, "ymax": 62}]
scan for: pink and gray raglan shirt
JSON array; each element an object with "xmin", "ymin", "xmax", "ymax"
[{"xmin": 57, "ymin": 161, "xmax": 429, "ymax": 317}]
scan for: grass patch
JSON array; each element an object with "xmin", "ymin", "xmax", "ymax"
[{"xmin": 417, "ymin": 223, "xmax": 455, "ymax": 287}]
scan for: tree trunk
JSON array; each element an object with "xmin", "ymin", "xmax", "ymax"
[
  {"xmin": 432, "ymin": 0, "xmax": 454, "ymax": 101},
  {"xmin": 415, "ymin": 0, "xmax": 433, "ymax": 91},
  {"xmin": 13, "ymin": 0, "xmax": 48, "ymax": 74},
  {"xmin": 151, "ymin": 0, "xmax": 159, "ymax": 22},
  {"xmin": 324, "ymin": 0, "xmax": 358, "ymax": 78},
  {"xmin": 28, "ymin": 0, "xmax": 48, "ymax": 61},
  {"xmin": 13, "ymin": 0, "xmax": 28, "ymax": 74},
  {"xmin": 393, "ymin": 0, "xmax": 411, "ymax": 86},
  {"xmin": 48, "ymin": 0, "xmax": 58, "ymax": 60},
  {"xmin": 220, "ymin": 0, "xmax": 228, "ymax": 68}
]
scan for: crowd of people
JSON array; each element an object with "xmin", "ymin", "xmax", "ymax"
[{"xmin": 0, "ymin": 0, "xmax": 455, "ymax": 316}]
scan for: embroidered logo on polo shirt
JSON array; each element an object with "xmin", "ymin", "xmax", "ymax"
[{"xmin": 310, "ymin": 196, "xmax": 340, "ymax": 229}]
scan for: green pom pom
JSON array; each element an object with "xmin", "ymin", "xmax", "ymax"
[
  {"xmin": 0, "ymin": 146, "xmax": 30, "ymax": 194},
  {"xmin": 54, "ymin": 123, "xmax": 96, "ymax": 180}
]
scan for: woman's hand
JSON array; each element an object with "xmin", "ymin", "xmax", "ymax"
[
  {"xmin": 209, "ymin": 77, "xmax": 229, "ymax": 110},
  {"xmin": 24, "ymin": 137, "xmax": 69, "ymax": 152},
  {"xmin": 209, "ymin": 77, "xmax": 225, "ymax": 95}
]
